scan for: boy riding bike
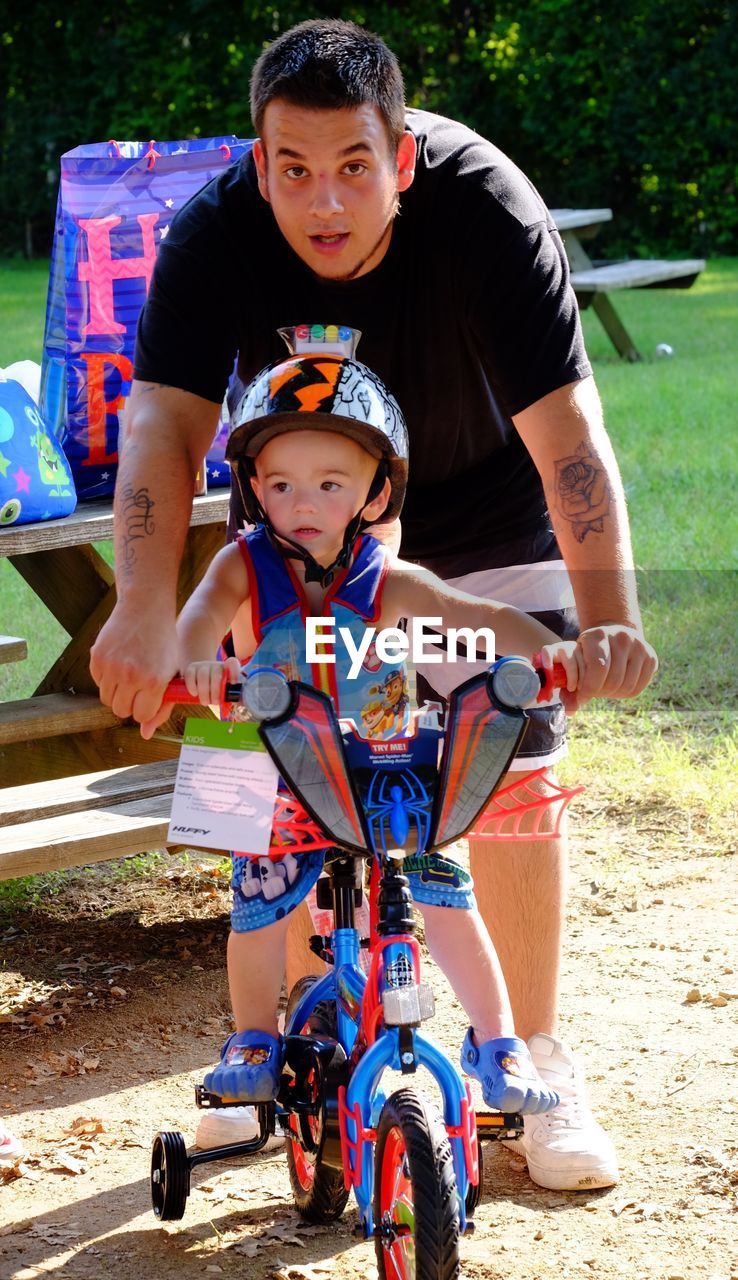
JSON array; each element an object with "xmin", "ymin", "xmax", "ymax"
[{"xmin": 146, "ymin": 331, "xmax": 587, "ymax": 1122}]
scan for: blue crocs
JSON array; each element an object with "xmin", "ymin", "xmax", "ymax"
[
  {"xmin": 203, "ymin": 1030, "xmax": 284, "ymax": 1103},
  {"xmin": 461, "ymin": 1029, "xmax": 560, "ymax": 1115}
]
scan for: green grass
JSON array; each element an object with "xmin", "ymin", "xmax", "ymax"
[
  {"xmin": 0, "ymin": 258, "xmax": 50, "ymax": 366},
  {"xmin": 0, "ymin": 255, "xmax": 735, "ymax": 851},
  {"xmin": 579, "ymin": 260, "xmax": 738, "ymax": 570}
]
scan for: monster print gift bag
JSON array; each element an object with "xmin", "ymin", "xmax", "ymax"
[
  {"xmin": 40, "ymin": 136, "xmax": 251, "ymax": 500},
  {"xmin": 0, "ymin": 376, "xmax": 76, "ymax": 526}
]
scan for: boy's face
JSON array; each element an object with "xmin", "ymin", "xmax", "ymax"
[
  {"xmin": 251, "ymin": 430, "xmax": 388, "ymax": 566},
  {"xmin": 253, "ymin": 101, "xmax": 416, "ymax": 281}
]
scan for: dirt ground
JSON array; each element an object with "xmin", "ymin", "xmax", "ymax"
[{"xmin": 1, "ymin": 796, "xmax": 737, "ymax": 1280}]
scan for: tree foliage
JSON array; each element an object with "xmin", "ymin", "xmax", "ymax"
[{"xmin": 1, "ymin": 0, "xmax": 735, "ymax": 256}]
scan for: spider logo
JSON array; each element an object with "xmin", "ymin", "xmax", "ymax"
[{"xmin": 364, "ymin": 769, "xmax": 432, "ymax": 857}]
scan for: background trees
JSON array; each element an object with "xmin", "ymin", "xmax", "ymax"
[{"xmin": 1, "ymin": 0, "xmax": 736, "ymax": 257}]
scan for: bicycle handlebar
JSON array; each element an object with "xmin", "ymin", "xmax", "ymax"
[
  {"xmin": 530, "ymin": 654, "xmax": 568, "ymax": 704},
  {"xmin": 164, "ymin": 676, "xmax": 242, "ymax": 705},
  {"xmin": 164, "ymin": 657, "xmax": 569, "ymax": 711}
]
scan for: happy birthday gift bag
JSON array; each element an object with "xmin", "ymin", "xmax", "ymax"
[{"xmin": 40, "ymin": 136, "xmax": 251, "ymax": 500}]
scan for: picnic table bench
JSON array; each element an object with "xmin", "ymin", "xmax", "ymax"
[
  {"xmin": 0, "ymin": 491, "xmax": 229, "ymax": 879},
  {"xmin": 549, "ymin": 208, "xmax": 705, "ymax": 361}
]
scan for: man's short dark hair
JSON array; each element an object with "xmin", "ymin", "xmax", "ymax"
[{"xmin": 250, "ymin": 19, "xmax": 406, "ymax": 151}]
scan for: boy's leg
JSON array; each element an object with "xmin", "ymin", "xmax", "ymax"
[
  {"xmin": 419, "ymin": 901, "xmax": 514, "ymax": 1041},
  {"xmin": 228, "ymin": 915, "xmax": 292, "ymax": 1035},
  {"xmin": 418, "ymin": 900, "xmax": 558, "ymax": 1114}
]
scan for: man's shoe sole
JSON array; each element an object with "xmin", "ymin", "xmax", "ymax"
[{"xmin": 524, "ymin": 1155, "xmax": 619, "ymax": 1191}]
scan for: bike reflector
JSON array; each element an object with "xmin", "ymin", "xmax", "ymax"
[
  {"xmin": 259, "ymin": 683, "xmax": 370, "ymax": 855},
  {"xmin": 430, "ymin": 674, "xmax": 527, "ymax": 850}
]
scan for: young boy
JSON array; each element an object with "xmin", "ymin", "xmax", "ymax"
[{"xmin": 155, "ymin": 337, "xmax": 585, "ymax": 1119}]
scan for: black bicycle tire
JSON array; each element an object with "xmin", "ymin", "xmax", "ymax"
[
  {"xmin": 150, "ymin": 1130, "xmax": 189, "ymax": 1221},
  {"xmin": 374, "ymin": 1089, "xmax": 461, "ymax": 1280},
  {"xmin": 284, "ymin": 975, "xmax": 350, "ymax": 1222}
]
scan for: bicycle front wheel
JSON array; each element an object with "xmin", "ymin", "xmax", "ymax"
[{"xmin": 374, "ymin": 1089, "xmax": 461, "ymax": 1280}]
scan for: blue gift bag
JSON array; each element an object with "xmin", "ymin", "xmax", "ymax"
[
  {"xmin": 40, "ymin": 136, "xmax": 252, "ymax": 500},
  {"xmin": 0, "ymin": 378, "xmax": 76, "ymax": 526}
]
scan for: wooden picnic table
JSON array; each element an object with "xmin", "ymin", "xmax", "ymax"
[
  {"xmin": 0, "ymin": 490, "xmax": 230, "ymax": 878},
  {"xmin": 549, "ymin": 207, "xmax": 705, "ymax": 361}
]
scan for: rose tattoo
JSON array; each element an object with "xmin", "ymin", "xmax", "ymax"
[{"xmin": 553, "ymin": 441, "xmax": 612, "ymax": 542}]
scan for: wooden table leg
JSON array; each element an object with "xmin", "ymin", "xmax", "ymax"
[
  {"xmin": 561, "ymin": 229, "xmax": 642, "ymax": 361},
  {"xmin": 591, "ymin": 295, "xmax": 642, "ymax": 363},
  {"xmin": 4, "ymin": 519, "xmax": 226, "ymax": 777}
]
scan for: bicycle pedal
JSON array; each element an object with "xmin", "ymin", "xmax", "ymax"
[{"xmin": 475, "ymin": 1110, "xmax": 523, "ymax": 1138}]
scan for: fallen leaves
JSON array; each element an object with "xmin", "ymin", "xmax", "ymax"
[
  {"xmin": 687, "ymin": 1146, "xmax": 738, "ymax": 1201},
  {"xmin": 27, "ymin": 1048, "xmax": 100, "ymax": 1080},
  {"xmin": 611, "ymin": 1198, "xmax": 665, "ymax": 1221}
]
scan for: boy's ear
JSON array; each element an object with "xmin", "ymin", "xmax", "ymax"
[
  {"xmin": 250, "ymin": 473, "xmax": 263, "ymax": 506},
  {"xmin": 363, "ymin": 476, "xmax": 392, "ymax": 523}
]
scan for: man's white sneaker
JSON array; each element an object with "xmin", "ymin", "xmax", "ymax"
[
  {"xmin": 195, "ymin": 1106, "xmax": 284, "ymax": 1152},
  {"xmin": 516, "ymin": 1033, "xmax": 619, "ymax": 1191},
  {"xmin": 0, "ymin": 1121, "xmax": 25, "ymax": 1166}
]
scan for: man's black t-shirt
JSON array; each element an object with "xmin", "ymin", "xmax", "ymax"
[{"xmin": 134, "ymin": 109, "xmax": 591, "ymax": 567}]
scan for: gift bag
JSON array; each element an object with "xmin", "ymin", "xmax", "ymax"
[
  {"xmin": 40, "ymin": 136, "xmax": 252, "ymax": 500},
  {"xmin": 0, "ymin": 376, "xmax": 76, "ymax": 526}
]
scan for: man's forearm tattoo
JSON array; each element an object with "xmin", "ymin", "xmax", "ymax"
[
  {"xmin": 120, "ymin": 484, "xmax": 155, "ymax": 572},
  {"xmin": 552, "ymin": 440, "xmax": 612, "ymax": 543}
]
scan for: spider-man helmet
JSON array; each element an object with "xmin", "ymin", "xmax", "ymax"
[{"xmin": 226, "ymin": 346, "xmax": 409, "ymax": 525}]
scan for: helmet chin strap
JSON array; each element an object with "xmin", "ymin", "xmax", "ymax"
[
  {"xmin": 273, "ymin": 510, "xmax": 365, "ymax": 589},
  {"xmin": 243, "ymin": 459, "xmax": 388, "ymax": 590}
]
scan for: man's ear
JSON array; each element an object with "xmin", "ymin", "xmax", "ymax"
[
  {"xmin": 253, "ymin": 139, "xmax": 270, "ymax": 202},
  {"xmin": 363, "ymin": 476, "xmax": 392, "ymax": 523},
  {"xmin": 396, "ymin": 130, "xmax": 417, "ymax": 194}
]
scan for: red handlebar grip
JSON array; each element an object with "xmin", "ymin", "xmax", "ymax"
[
  {"xmin": 164, "ymin": 677, "xmax": 200, "ymax": 704},
  {"xmin": 164, "ymin": 676, "xmax": 243, "ymax": 705},
  {"xmin": 531, "ymin": 654, "xmax": 569, "ymax": 703}
]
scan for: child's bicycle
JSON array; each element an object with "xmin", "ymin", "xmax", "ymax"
[{"xmin": 150, "ymin": 654, "xmax": 566, "ymax": 1278}]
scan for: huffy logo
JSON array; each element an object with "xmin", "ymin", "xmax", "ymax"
[
  {"xmin": 171, "ymin": 826, "xmax": 212, "ymax": 836},
  {"xmin": 305, "ymin": 617, "xmax": 496, "ymax": 679}
]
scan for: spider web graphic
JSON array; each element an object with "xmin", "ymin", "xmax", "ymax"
[
  {"xmin": 265, "ymin": 792, "xmax": 329, "ymax": 860},
  {"xmin": 470, "ymin": 767, "xmax": 585, "ymax": 841}
]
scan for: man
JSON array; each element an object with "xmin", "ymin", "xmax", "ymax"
[{"xmin": 90, "ymin": 19, "xmax": 657, "ymax": 1191}]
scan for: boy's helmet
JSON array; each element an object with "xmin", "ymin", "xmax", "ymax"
[{"xmin": 226, "ymin": 352, "xmax": 409, "ymax": 526}]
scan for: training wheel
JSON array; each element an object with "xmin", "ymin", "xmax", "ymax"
[{"xmin": 151, "ymin": 1130, "xmax": 189, "ymax": 1220}]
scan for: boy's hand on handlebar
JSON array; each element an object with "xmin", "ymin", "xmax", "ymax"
[
  {"xmin": 538, "ymin": 640, "xmax": 584, "ymax": 713},
  {"xmin": 575, "ymin": 624, "xmax": 658, "ymax": 705},
  {"xmin": 182, "ymin": 656, "xmax": 242, "ymax": 707}
]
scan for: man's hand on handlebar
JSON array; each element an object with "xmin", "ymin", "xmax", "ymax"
[
  {"xmin": 574, "ymin": 624, "xmax": 658, "ymax": 709},
  {"xmin": 138, "ymin": 655, "xmax": 242, "ymax": 740},
  {"xmin": 91, "ymin": 608, "xmax": 180, "ymax": 735}
]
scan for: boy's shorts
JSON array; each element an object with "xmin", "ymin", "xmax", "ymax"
[
  {"xmin": 414, "ymin": 530, "xmax": 579, "ymax": 771},
  {"xmin": 230, "ymin": 847, "xmax": 475, "ymax": 934}
]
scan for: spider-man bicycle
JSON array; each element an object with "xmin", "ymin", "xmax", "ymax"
[{"xmin": 151, "ymin": 654, "xmax": 568, "ymax": 1279}]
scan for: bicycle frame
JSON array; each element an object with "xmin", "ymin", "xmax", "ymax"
[{"xmin": 265, "ymin": 661, "xmax": 536, "ymax": 1237}]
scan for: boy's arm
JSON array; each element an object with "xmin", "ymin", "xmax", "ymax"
[
  {"xmin": 385, "ymin": 561, "xmax": 562, "ymax": 657},
  {"xmin": 139, "ymin": 543, "xmax": 249, "ymax": 738}
]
